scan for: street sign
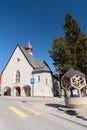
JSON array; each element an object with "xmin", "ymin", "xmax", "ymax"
[{"xmin": 30, "ymin": 78, "xmax": 35, "ymax": 85}]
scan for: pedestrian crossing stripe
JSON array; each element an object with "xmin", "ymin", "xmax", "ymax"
[
  {"xmin": 21, "ymin": 106, "xmax": 40, "ymax": 116},
  {"xmin": 4, "ymin": 112, "xmax": 8, "ymax": 115},
  {"xmin": 8, "ymin": 106, "xmax": 28, "ymax": 118}
]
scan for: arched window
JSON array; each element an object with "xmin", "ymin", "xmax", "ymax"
[{"xmin": 14, "ymin": 71, "xmax": 20, "ymax": 83}]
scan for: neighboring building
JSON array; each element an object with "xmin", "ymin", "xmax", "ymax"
[
  {"xmin": 1, "ymin": 41, "xmax": 54, "ymax": 97},
  {"xmin": 53, "ymin": 75, "xmax": 61, "ymax": 97}
]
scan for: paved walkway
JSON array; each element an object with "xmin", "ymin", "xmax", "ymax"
[
  {"xmin": 36, "ymin": 96, "xmax": 87, "ymax": 127},
  {"xmin": 17, "ymin": 96, "xmax": 87, "ymax": 127},
  {"xmin": 28, "ymin": 96, "xmax": 87, "ymax": 127},
  {"xmin": 55, "ymin": 97, "xmax": 87, "ymax": 127},
  {"xmin": 1, "ymin": 96, "xmax": 87, "ymax": 127}
]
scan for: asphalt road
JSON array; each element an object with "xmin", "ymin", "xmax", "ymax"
[{"xmin": 0, "ymin": 96, "xmax": 87, "ymax": 130}]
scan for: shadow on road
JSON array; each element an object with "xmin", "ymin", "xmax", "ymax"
[
  {"xmin": 45, "ymin": 103, "xmax": 87, "ymax": 121},
  {"xmin": 66, "ymin": 110, "xmax": 87, "ymax": 121},
  {"xmin": 45, "ymin": 103, "xmax": 59, "ymax": 108}
]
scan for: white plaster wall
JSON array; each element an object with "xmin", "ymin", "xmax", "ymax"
[
  {"xmin": 2, "ymin": 46, "xmax": 33, "ymax": 89},
  {"xmin": 33, "ymin": 72, "xmax": 53, "ymax": 97}
]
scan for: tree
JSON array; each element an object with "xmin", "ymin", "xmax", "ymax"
[
  {"xmin": 63, "ymin": 13, "xmax": 85, "ymax": 69},
  {"xmin": 49, "ymin": 13, "xmax": 87, "ymax": 77},
  {"xmin": 76, "ymin": 37, "xmax": 87, "ymax": 75},
  {"xmin": 49, "ymin": 37, "xmax": 72, "ymax": 76},
  {"xmin": 63, "ymin": 13, "xmax": 84, "ymax": 44}
]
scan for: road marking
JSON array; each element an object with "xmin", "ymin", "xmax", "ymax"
[
  {"xmin": 37, "ymin": 101, "xmax": 58, "ymax": 104},
  {"xmin": 4, "ymin": 112, "xmax": 8, "ymax": 115},
  {"xmin": 21, "ymin": 106, "xmax": 40, "ymax": 116},
  {"xmin": 8, "ymin": 106, "xmax": 28, "ymax": 118}
]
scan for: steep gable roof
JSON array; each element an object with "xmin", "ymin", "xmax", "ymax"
[
  {"xmin": 19, "ymin": 45, "xmax": 52, "ymax": 73},
  {"xmin": 1, "ymin": 44, "xmax": 52, "ymax": 74}
]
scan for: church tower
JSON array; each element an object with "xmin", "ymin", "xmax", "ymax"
[{"xmin": 25, "ymin": 40, "xmax": 33, "ymax": 55}]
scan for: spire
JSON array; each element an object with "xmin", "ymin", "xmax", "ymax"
[{"xmin": 25, "ymin": 40, "xmax": 33, "ymax": 55}]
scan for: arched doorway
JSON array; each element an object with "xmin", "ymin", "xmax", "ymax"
[
  {"xmin": 4, "ymin": 87, "xmax": 11, "ymax": 96},
  {"xmin": 16, "ymin": 87, "xmax": 21, "ymax": 96},
  {"xmin": 23, "ymin": 85, "xmax": 31, "ymax": 96},
  {"xmin": 13, "ymin": 86, "xmax": 21, "ymax": 96}
]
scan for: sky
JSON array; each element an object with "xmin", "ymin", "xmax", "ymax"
[{"xmin": 0, "ymin": 0, "xmax": 87, "ymax": 73}]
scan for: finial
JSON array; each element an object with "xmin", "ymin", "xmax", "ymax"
[
  {"xmin": 28, "ymin": 40, "xmax": 32, "ymax": 49},
  {"xmin": 25, "ymin": 40, "xmax": 33, "ymax": 55}
]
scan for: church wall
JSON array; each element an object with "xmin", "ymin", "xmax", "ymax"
[
  {"xmin": 1, "ymin": 45, "xmax": 53, "ymax": 97},
  {"xmin": 33, "ymin": 72, "xmax": 53, "ymax": 97},
  {"xmin": 1, "ymin": 46, "xmax": 33, "ymax": 92}
]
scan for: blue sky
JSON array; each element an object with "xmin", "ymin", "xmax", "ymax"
[{"xmin": 0, "ymin": 0, "xmax": 87, "ymax": 73}]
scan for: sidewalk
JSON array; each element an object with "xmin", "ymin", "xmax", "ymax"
[
  {"xmin": 31, "ymin": 96, "xmax": 87, "ymax": 127},
  {"xmin": 55, "ymin": 98, "xmax": 87, "ymax": 128},
  {"xmin": 37, "ymin": 96, "xmax": 87, "ymax": 127},
  {"xmin": 24, "ymin": 96, "xmax": 87, "ymax": 127}
]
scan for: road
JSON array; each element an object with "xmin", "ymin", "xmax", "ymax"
[{"xmin": 0, "ymin": 96, "xmax": 86, "ymax": 130}]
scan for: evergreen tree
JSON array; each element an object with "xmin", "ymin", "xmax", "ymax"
[
  {"xmin": 49, "ymin": 13, "xmax": 87, "ymax": 77},
  {"xmin": 77, "ymin": 37, "xmax": 87, "ymax": 75},
  {"xmin": 63, "ymin": 13, "xmax": 84, "ymax": 44},
  {"xmin": 63, "ymin": 13, "xmax": 85, "ymax": 69},
  {"xmin": 49, "ymin": 37, "xmax": 71, "ymax": 76}
]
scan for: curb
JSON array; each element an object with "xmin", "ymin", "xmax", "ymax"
[
  {"xmin": 51, "ymin": 112, "xmax": 87, "ymax": 128},
  {"xmin": 56, "ymin": 107, "xmax": 87, "ymax": 128}
]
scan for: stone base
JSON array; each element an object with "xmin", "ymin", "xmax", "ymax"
[{"xmin": 65, "ymin": 97, "xmax": 87, "ymax": 108}]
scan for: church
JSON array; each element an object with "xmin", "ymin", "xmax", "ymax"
[{"xmin": 0, "ymin": 41, "xmax": 54, "ymax": 97}]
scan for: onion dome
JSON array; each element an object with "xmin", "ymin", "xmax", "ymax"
[{"xmin": 25, "ymin": 40, "xmax": 33, "ymax": 55}]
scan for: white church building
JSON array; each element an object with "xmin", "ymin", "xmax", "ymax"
[{"xmin": 1, "ymin": 41, "xmax": 54, "ymax": 97}]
